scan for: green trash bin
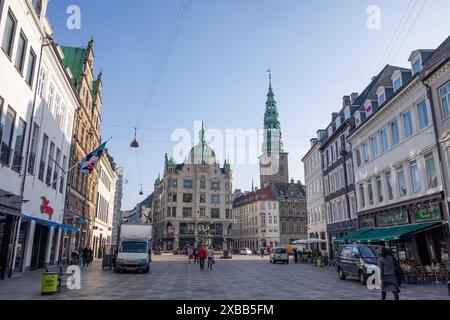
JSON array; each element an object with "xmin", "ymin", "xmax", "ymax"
[{"xmin": 41, "ymin": 272, "xmax": 59, "ymax": 295}]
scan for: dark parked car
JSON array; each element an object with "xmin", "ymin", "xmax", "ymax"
[{"xmin": 336, "ymin": 245, "xmax": 383, "ymax": 285}]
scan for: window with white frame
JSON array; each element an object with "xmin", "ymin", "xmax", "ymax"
[
  {"xmin": 25, "ymin": 48, "xmax": 36, "ymax": 86},
  {"xmin": 14, "ymin": 31, "xmax": 27, "ymax": 73},
  {"xmin": 424, "ymin": 152, "xmax": 438, "ymax": 189},
  {"xmin": 391, "ymin": 120, "xmax": 400, "ymax": 146},
  {"xmin": 380, "ymin": 128, "xmax": 389, "ymax": 153},
  {"xmin": 359, "ymin": 184, "xmax": 365, "ymax": 208},
  {"xmin": 397, "ymin": 167, "xmax": 407, "ymax": 197},
  {"xmin": 393, "ymin": 76, "xmax": 402, "ymax": 92},
  {"xmin": 355, "ymin": 148, "xmax": 362, "ymax": 167},
  {"xmin": 409, "ymin": 160, "xmax": 421, "ymax": 193},
  {"xmin": 368, "ymin": 181, "xmax": 374, "ymax": 205},
  {"xmin": 370, "ymin": 136, "xmax": 379, "ymax": 159},
  {"xmin": 378, "ymin": 90, "xmax": 386, "ymax": 106},
  {"xmin": 439, "ymin": 83, "xmax": 450, "ymax": 119},
  {"xmin": 2, "ymin": 10, "xmax": 16, "ymax": 58},
  {"xmin": 376, "ymin": 176, "xmax": 383, "ymax": 203},
  {"xmin": 347, "ymin": 161, "xmax": 354, "ymax": 184},
  {"xmin": 386, "ymin": 171, "xmax": 394, "ymax": 200},
  {"xmin": 403, "ymin": 111, "xmax": 414, "ymax": 139},
  {"xmin": 412, "ymin": 58, "xmax": 422, "ymax": 75},
  {"xmin": 417, "ymin": 100, "xmax": 429, "ymax": 130},
  {"xmin": 363, "ymin": 143, "xmax": 370, "ymax": 163}
]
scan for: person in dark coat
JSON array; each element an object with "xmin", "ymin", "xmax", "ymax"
[
  {"xmin": 293, "ymin": 248, "xmax": 299, "ymax": 263},
  {"xmin": 82, "ymin": 247, "xmax": 89, "ymax": 267},
  {"xmin": 379, "ymin": 248, "xmax": 401, "ymax": 300},
  {"xmin": 193, "ymin": 247, "xmax": 199, "ymax": 264}
]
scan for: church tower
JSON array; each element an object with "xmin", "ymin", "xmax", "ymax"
[{"xmin": 259, "ymin": 71, "xmax": 289, "ymax": 187}]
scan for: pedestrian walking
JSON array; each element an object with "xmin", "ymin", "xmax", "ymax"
[
  {"xmin": 78, "ymin": 247, "xmax": 83, "ymax": 266},
  {"xmin": 379, "ymin": 248, "xmax": 402, "ymax": 301},
  {"xmin": 293, "ymin": 248, "xmax": 298, "ymax": 264},
  {"xmin": 207, "ymin": 246, "xmax": 215, "ymax": 271},
  {"xmin": 260, "ymin": 248, "xmax": 265, "ymax": 258},
  {"xmin": 198, "ymin": 245, "xmax": 207, "ymax": 270},
  {"xmin": 88, "ymin": 248, "xmax": 94, "ymax": 265},
  {"xmin": 82, "ymin": 247, "xmax": 89, "ymax": 267},
  {"xmin": 193, "ymin": 246, "xmax": 199, "ymax": 264},
  {"xmin": 187, "ymin": 246, "xmax": 194, "ymax": 264}
]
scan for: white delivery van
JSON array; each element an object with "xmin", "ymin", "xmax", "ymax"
[{"xmin": 114, "ymin": 224, "xmax": 152, "ymax": 274}]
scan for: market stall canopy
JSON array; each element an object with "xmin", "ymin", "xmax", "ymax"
[
  {"xmin": 292, "ymin": 239, "xmax": 327, "ymax": 245},
  {"xmin": 333, "ymin": 222, "xmax": 441, "ymax": 244}
]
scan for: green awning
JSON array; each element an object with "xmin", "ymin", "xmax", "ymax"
[
  {"xmin": 333, "ymin": 222, "xmax": 441, "ymax": 244},
  {"xmin": 333, "ymin": 229, "xmax": 372, "ymax": 244}
]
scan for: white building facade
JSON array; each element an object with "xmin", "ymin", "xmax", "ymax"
[
  {"xmin": 0, "ymin": 0, "xmax": 78, "ymax": 278},
  {"xmin": 349, "ymin": 51, "xmax": 449, "ymax": 265},
  {"xmin": 232, "ymin": 187, "xmax": 280, "ymax": 252},
  {"xmin": 92, "ymin": 152, "xmax": 117, "ymax": 259},
  {"xmin": 302, "ymin": 139, "xmax": 328, "ymax": 254}
]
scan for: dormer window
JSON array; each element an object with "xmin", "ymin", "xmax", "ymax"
[
  {"xmin": 393, "ymin": 76, "xmax": 402, "ymax": 92},
  {"xmin": 412, "ymin": 58, "xmax": 422, "ymax": 75},
  {"xmin": 377, "ymin": 89, "xmax": 386, "ymax": 106},
  {"xmin": 344, "ymin": 106, "xmax": 351, "ymax": 120},
  {"xmin": 355, "ymin": 112, "xmax": 361, "ymax": 127},
  {"xmin": 335, "ymin": 117, "xmax": 341, "ymax": 128}
]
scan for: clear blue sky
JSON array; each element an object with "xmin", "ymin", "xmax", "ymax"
[{"xmin": 47, "ymin": 0, "xmax": 450, "ymax": 210}]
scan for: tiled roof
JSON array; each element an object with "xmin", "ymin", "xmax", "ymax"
[
  {"xmin": 233, "ymin": 187, "xmax": 276, "ymax": 207},
  {"xmin": 422, "ymin": 36, "xmax": 450, "ymax": 79}
]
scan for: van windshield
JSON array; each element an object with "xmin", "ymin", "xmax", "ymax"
[
  {"xmin": 359, "ymin": 247, "xmax": 377, "ymax": 258},
  {"xmin": 120, "ymin": 241, "xmax": 147, "ymax": 253},
  {"xmin": 274, "ymin": 248, "xmax": 287, "ymax": 254}
]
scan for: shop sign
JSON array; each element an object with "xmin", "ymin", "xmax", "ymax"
[
  {"xmin": 414, "ymin": 204, "xmax": 441, "ymax": 222},
  {"xmin": 40, "ymin": 197, "xmax": 54, "ymax": 221},
  {"xmin": 360, "ymin": 217, "xmax": 375, "ymax": 229},
  {"xmin": 377, "ymin": 210, "xmax": 408, "ymax": 227}
]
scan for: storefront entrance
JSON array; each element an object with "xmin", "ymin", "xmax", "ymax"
[
  {"xmin": 0, "ymin": 214, "xmax": 14, "ymax": 279},
  {"xmin": 14, "ymin": 220, "xmax": 28, "ymax": 272},
  {"xmin": 30, "ymin": 224, "xmax": 49, "ymax": 270}
]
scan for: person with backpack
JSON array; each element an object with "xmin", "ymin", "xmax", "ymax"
[{"xmin": 379, "ymin": 247, "xmax": 402, "ymax": 300}]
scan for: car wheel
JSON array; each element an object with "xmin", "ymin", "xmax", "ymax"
[
  {"xmin": 114, "ymin": 267, "xmax": 120, "ymax": 274},
  {"xmin": 338, "ymin": 268, "xmax": 346, "ymax": 280},
  {"xmin": 359, "ymin": 270, "xmax": 367, "ymax": 285}
]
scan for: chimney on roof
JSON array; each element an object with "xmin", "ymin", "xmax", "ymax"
[
  {"xmin": 331, "ymin": 112, "xmax": 339, "ymax": 121},
  {"xmin": 350, "ymin": 93, "xmax": 359, "ymax": 104},
  {"xmin": 342, "ymin": 96, "xmax": 351, "ymax": 108}
]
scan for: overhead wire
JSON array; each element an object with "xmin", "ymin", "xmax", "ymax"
[{"xmin": 391, "ymin": 0, "xmax": 429, "ymax": 63}]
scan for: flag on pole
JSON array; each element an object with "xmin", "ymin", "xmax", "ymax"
[{"xmin": 80, "ymin": 142, "xmax": 107, "ymax": 175}]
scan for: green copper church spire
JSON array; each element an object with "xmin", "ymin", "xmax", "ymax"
[{"xmin": 263, "ymin": 68, "xmax": 284, "ymax": 154}]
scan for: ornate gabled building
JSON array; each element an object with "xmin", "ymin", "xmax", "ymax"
[
  {"xmin": 152, "ymin": 126, "xmax": 234, "ymax": 252},
  {"xmin": 271, "ymin": 180, "xmax": 308, "ymax": 244},
  {"xmin": 60, "ymin": 40, "xmax": 103, "ymax": 261},
  {"xmin": 259, "ymin": 75, "xmax": 289, "ymax": 187}
]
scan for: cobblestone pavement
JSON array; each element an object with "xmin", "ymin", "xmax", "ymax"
[{"xmin": 0, "ymin": 254, "xmax": 448, "ymax": 300}]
